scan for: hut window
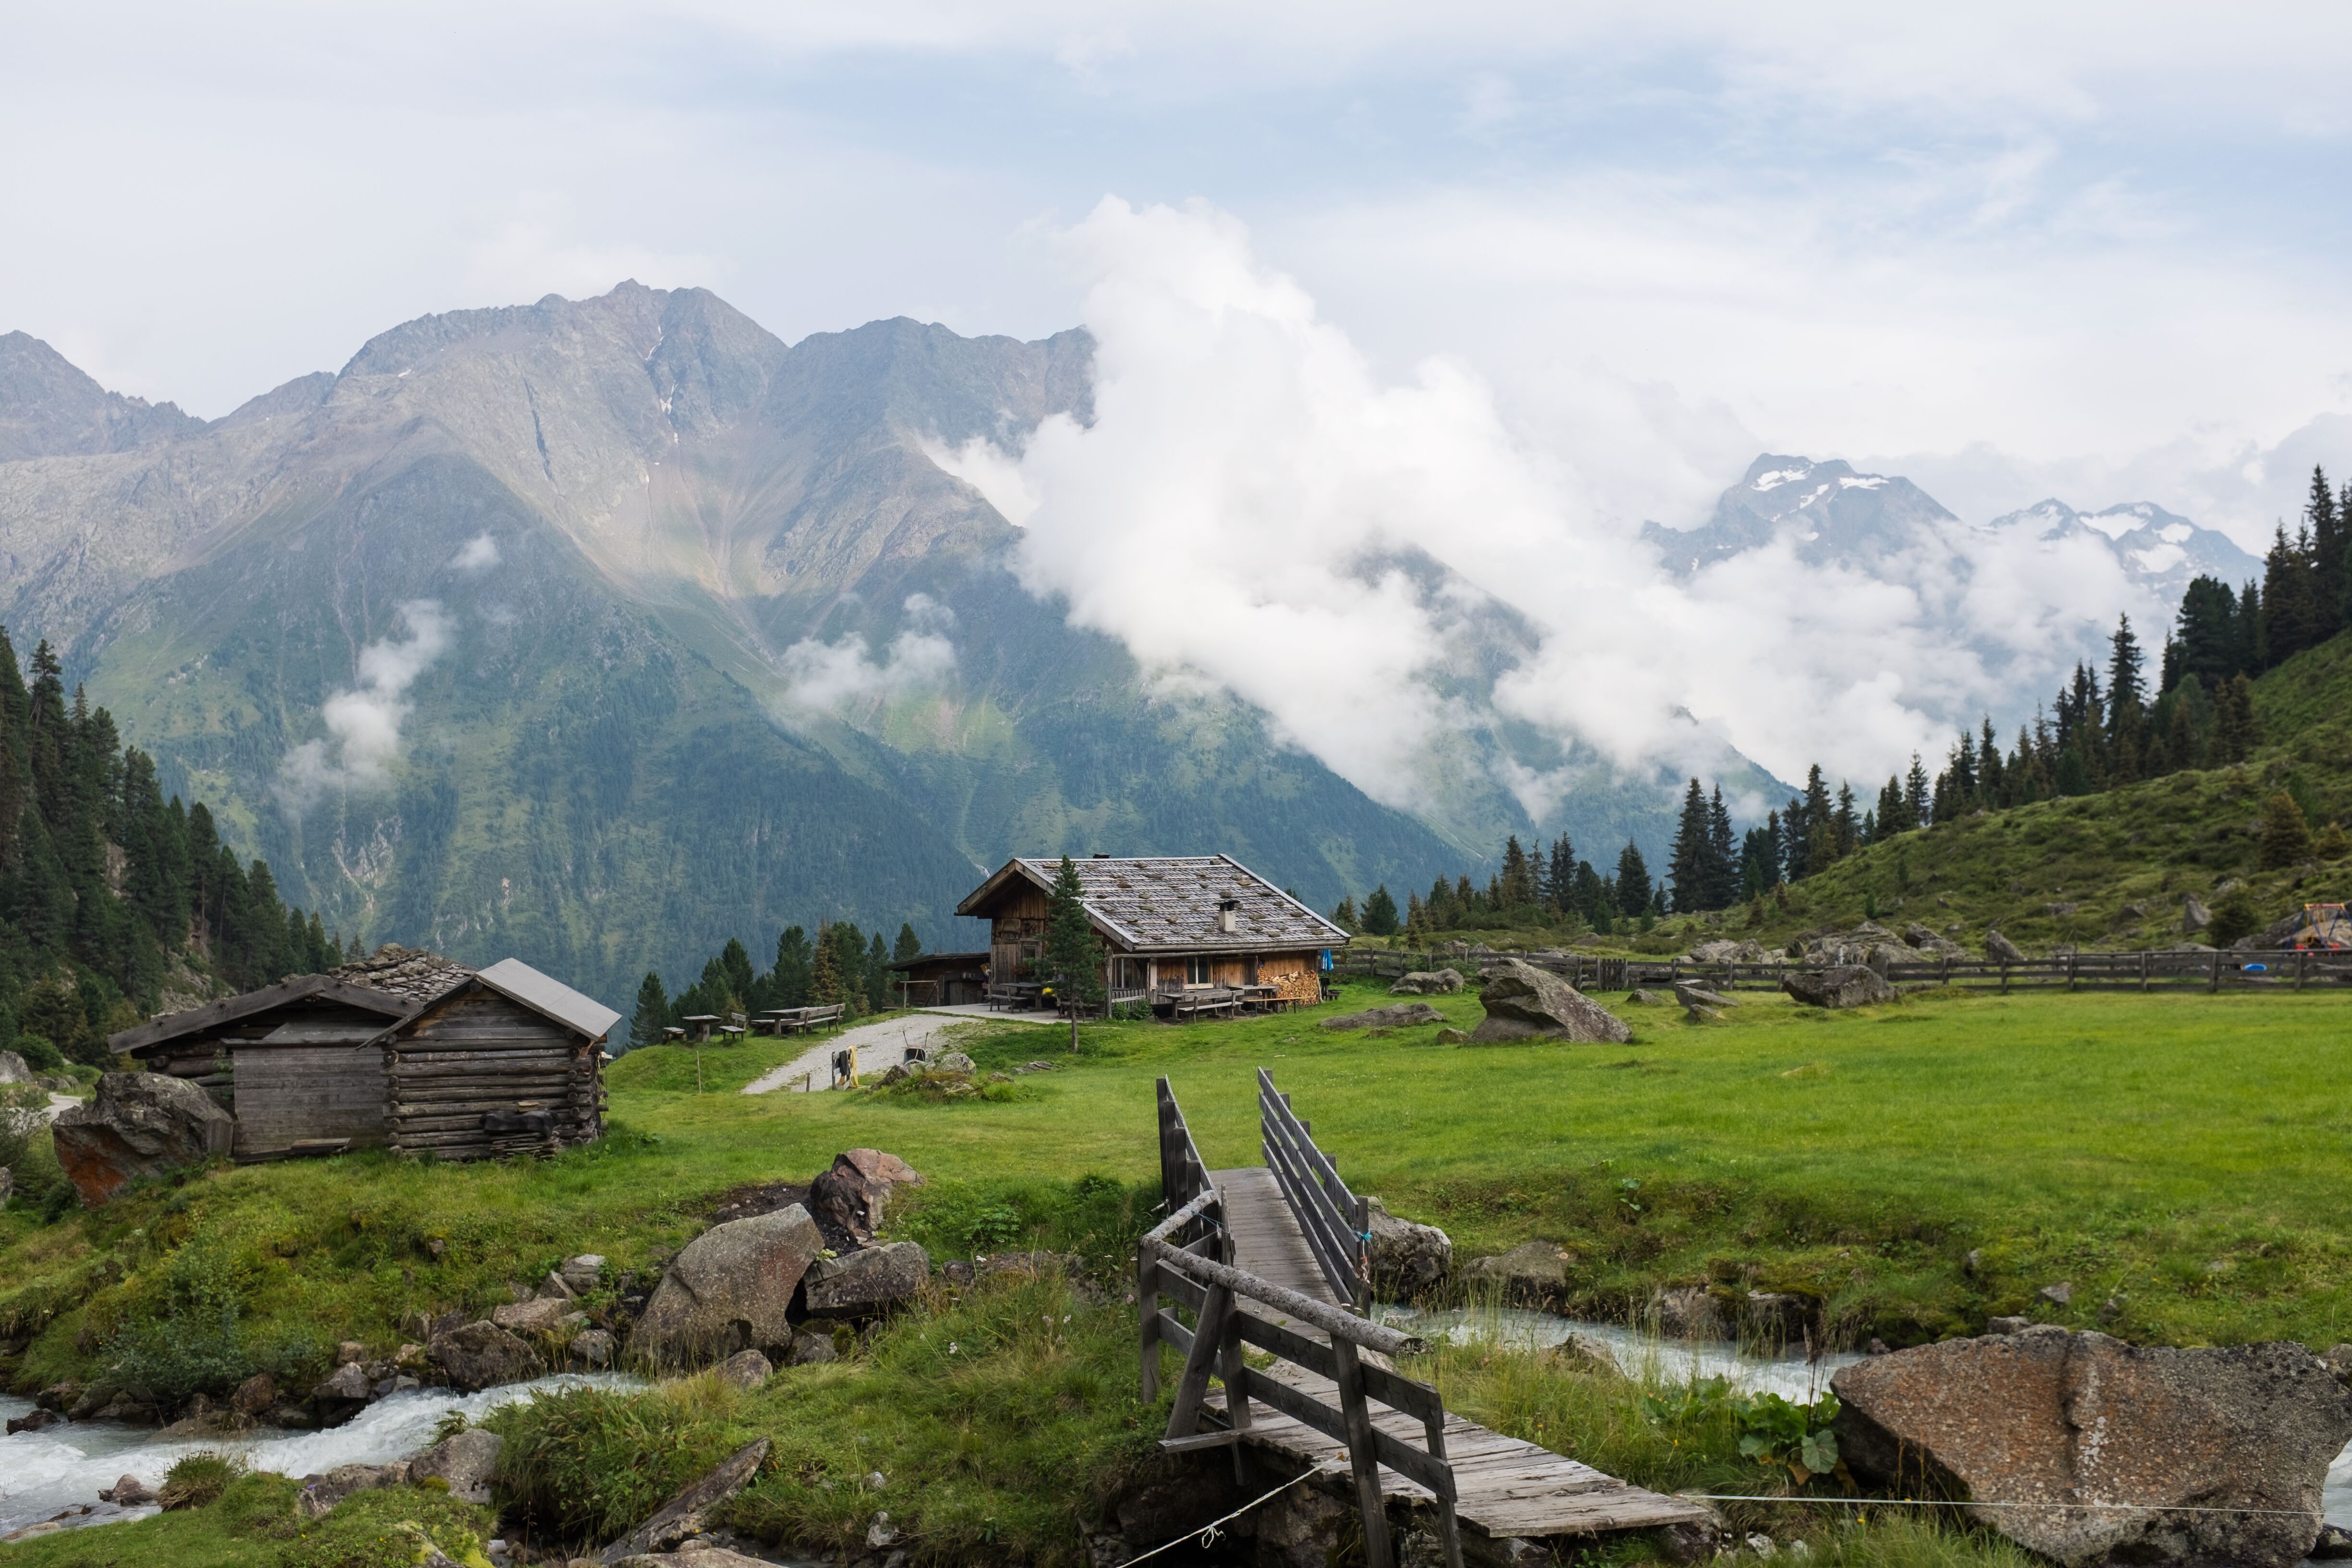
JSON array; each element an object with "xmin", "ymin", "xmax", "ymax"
[{"xmin": 1187, "ymin": 956, "xmax": 1213, "ymax": 985}]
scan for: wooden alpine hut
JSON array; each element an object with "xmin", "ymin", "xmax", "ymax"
[
  {"xmin": 375, "ymin": 957, "xmax": 620, "ymax": 1161},
  {"xmin": 955, "ymin": 854, "xmax": 1348, "ymax": 1013}
]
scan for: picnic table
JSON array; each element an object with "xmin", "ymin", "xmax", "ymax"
[
  {"xmin": 988, "ymin": 981, "xmax": 1046, "ymax": 1011},
  {"xmin": 680, "ymin": 1013, "xmax": 720, "ymax": 1042}
]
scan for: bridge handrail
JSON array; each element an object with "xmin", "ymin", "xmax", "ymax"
[
  {"xmin": 1259, "ymin": 1068, "xmax": 1369, "ymax": 1307},
  {"xmin": 1145, "ymin": 1234, "xmax": 1424, "ymax": 1358},
  {"xmin": 1155, "ymin": 1075, "xmax": 1212, "ymax": 1212}
]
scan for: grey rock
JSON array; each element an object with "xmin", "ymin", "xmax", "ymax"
[
  {"xmin": 313, "ymin": 1361, "xmax": 371, "ymax": 1404},
  {"xmin": 1320, "ymin": 1001, "xmax": 1446, "ymax": 1030},
  {"xmin": 1653, "ymin": 1286, "xmax": 1727, "ymax": 1340},
  {"xmin": 297, "ymin": 1461, "xmax": 410, "ymax": 1519},
  {"xmin": 409, "ymin": 1428, "xmax": 503, "ymax": 1504},
  {"xmin": 713, "ymin": 1348, "xmax": 772, "ymax": 1390},
  {"xmin": 230, "ymin": 1372, "xmax": 276, "ymax": 1416},
  {"xmin": 104, "ymin": 1474, "xmax": 158, "ymax": 1506},
  {"xmin": 788, "ymin": 1330, "xmax": 839, "ymax": 1365},
  {"xmin": 492, "ymin": 1297, "xmax": 569, "ymax": 1334},
  {"xmin": 2183, "ymin": 894, "xmax": 2213, "ymax": 933},
  {"xmin": 0, "ymin": 1049, "xmax": 29, "ymax": 1083},
  {"xmin": 801, "ymin": 1240, "xmax": 930, "ymax": 1317},
  {"xmin": 1688, "ymin": 939, "xmax": 1773, "ymax": 965},
  {"xmin": 428, "ymin": 1321, "xmax": 545, "ymax": 1392},
  {"xmin": 1463, "ymin": 1240, "xmax": 1570, "ymax": 1299},
  {"xmin": 1986, "ymin": 1315, "xmax": 2032, "ymax": 1335},
  {"xmin": 2312, "ymin": 1522, "xmax": 2352, "ymax": 1559},
  {"xmin": 1364, "ymin": 1197, "xmax": 1450, "ymax": 1295},
  {"xmin": 2319, "ymin": 1344, "xmax": 2352, "ymax": 1384},
  {"xmin": 2039, "ymin": 1280, "xmax": 2074, "ymax": 1306},
  {"xmin": 630, "ymin": 1204, "xmax": 824, "ymax": 1366},
  {"xmin": 1388, "ymin": 968, "xmax": 1465, "ymax": 995},
  {"xmin": 569, "ymin": 1328, "xmax": 615, "ymax": 1368},
  {"xmin": 50, "ymin": 1071, "xmax": 235, "ymax": 1208},
  {"xmin": 1781, "ymin": 966, "xmax": 1897, "ymax": 1008},
  {"xmin": 932, "ymin": 1051, "xmax": 975, "ymax": 1073},
  {"xmin": 598, "ymin": 1437, "xmax": 771, "ymax": 1563},
  {"xmin": 535, "ymin": 1269, "xmax": 577, "ymax": 1300},
  {"xmin": 807, "ymin": 1149, "xmax": 926, "ymax": 1249},
  {"xmin": 1834, "ymin": 1329, "xmax": 2352, "ymax": 1567},
  {"xmin": 1469, "ymin": 958, "xmax": 1631, "ymax": 1044},
  {"xmin": 1902, "ymin": 922, "xmax": 1967, "ymax": 958},
  {"xmin": 1627, "ymin": 988, "xmax": 1673, "ymax": 1004}
]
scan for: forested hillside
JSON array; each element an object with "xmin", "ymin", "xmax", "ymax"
[{"xmin": 0, "ymin": 630, "xmax": 334, "ymax": 1067}]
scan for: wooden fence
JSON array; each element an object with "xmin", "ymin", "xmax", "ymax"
[
  {"xmin": 1336, "ymin": 945, "xmax": 2352, "ymax": 995},
  {"xmin": 1138, "ymin": 1085, "xmax": 1461, "ymax": 1568},
  {"xmin": 1155, "ymin": 1074, "xmax": 1213, "ymax": 1212},
  {"xmin": 1259, "ymin": 1068, "xmax": 1370, "ymax": 1308}
]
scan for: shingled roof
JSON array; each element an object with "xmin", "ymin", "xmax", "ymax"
[{"xmin": 958, "ymin": 855, "xmax": 1349, "ymax": 953}]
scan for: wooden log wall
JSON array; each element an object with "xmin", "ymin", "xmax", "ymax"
[
  {"xmin": 383, "ymin": 990, "xmax": 604, "ymax": 1162},
  {"xmin": 233, "ymin": 1045, "xmax": 388, "ymax": 1157}
]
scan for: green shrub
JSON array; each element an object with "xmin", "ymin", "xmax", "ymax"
[
  {"xmin": 2208, "ymin": 886, "xmax": 2264, "ymax": 946},
  {"xmin": 485, "ymin": 1374, "xmax": 752, "ymax": 1545},
  {"xmin": 13, "ymin": 1032, "xmax": 63, "ymax": 1071},
  {"xmin": 159, "ymin": 1449, "xmax": 245, "ymax": 1510}
]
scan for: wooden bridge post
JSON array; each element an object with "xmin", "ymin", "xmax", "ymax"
[
  {"xmin": 1330, "ymin": 1336, "xmax": 1396, "ymax": 1568},
  {"xmin": 1138, "ymin": 1248, "xmax": 1162, "ymax": 1404},
  {"xmin": 1164, "ymin": 1282, "xmax": 1234, "ymax": 1441}
]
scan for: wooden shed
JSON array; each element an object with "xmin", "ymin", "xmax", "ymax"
[
  {"xmin": 884, "ymin": 951, "xmax": 991, "ymax": 1008},
  {"xmin": 110, "ymin": 977, "xmax": 416, "ymax": 1161},
  {"xmin": 376, "ymin": 957, "xmax": 620, "ymax": 1161}
]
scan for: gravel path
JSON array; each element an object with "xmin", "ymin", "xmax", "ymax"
[{"xmin": 739, "ymin": 1009, "xmax": 1053, "ymax": 1095}]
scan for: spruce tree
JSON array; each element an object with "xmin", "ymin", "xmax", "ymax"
[
  {"xmin": 1874, "ymin": 777, "xmax": 1903, "ymax": 841},
  {"xmin": 2260, "ymin": 790, "xmax": 2314, "ymax": 869},
  {"xmin": 1614, "ymin": 842, "xmax": 1651, "ymax": 916},
  {"xmin": 2213, "ymin": 674, "xmax": 2258, "ymax": 764},
  {"xmin": 811, "ymin": 923, "xmax": 845, "ymax": 1006},
  {"xmin": 1363, "ymin": 884, "xmax": 1400, "ymax": 936},
  {"xmin": 1902, "ymin": 753, "xmax": 1931, "ymax": 829},
  {"xmin": 2309, "ymin": 465, "xmax": 2346, "ymax": 637},
  {"xmin": 893, "ymin": 923, "xmax": 923, "ymax": 963},
  {"xmin": 720, "ymin": 938, "xmax": 756, "ymax": 1010},
  {"xmin": 1041, "ymin": 854, "xmax": 1105, "ymax": 1040},
  {"xmin": 1544, "ymin": 836, "xmax": 1575, "ymax": 914},
  {"xmin": 773, "ymin": 926, "xmax": 815, "ymax": 1007},
  {"xmin": 1706, "ymin": 786, "xmax": 1737, "ymax": 908},
  {"xmin": 1332, "ymin": 895, "xmax": 1361, "ymax": 932},
  {"xmin": 629, "ymin": 972, "xmax": 671, "ymax": 1050},
  {"xmin": 1666, "ymin": 778, "xmax": 1710, "ymax": 914},
  {"xmin": 1499, "ymin": 836, "xmax": 1537, "ymax": 907},
  {"xmin": 866, "ymin": 932, "xmax": 892, "ymax": 1013}
]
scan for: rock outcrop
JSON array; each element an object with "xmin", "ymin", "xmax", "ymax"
[
  {"xmin": 0, "ymin": 1049, "xmax": 30, "ymax": 1082},
  {"xmin": 1985, "ymin": 929, "xmax": 2028, "ymax": 963},
  {"xmin": 428, "ymin": 1321, "xmax": 545, "ymax": 1391},
  {"xmin": 1468, "ymin": 958, "xmax": 1630, "ymax": 1043},
  {"xmin": 807, "ymin": 1149, "xmax": 925, "ymax": 1249},
  {"xmin": 1781, "ymin": 966, "xmax": 1897, "ymax": 1008},
  {"xmin": 1365, "ymin": 1198, "xmax": 1450, "ymax": 1295},
  {"xmin": 1388, "ymin": 968, "xmax": 1465, "ymax": 995},
  {"xmin": 1688, "ymin": 939, "xmax": 1774, "ymax": 965},
  {"xmin": 1903, "ymin": 922, "xmax": 1967, "ymax": 958},
  {"xmin": 50, "ymin": 1071, "xmax": 235, "ymax": 1206},
  {"xmin": 408, "ymin": 1428, "xmax": 503, "ymax": 1504},
  {"xmin": 1319, "ymin": 1002, "xmax": 1446, "ymax": 1030},
  {"xmin": 1832, "ymin": 1327, "xmax": 2352, "ymax": 1567},
  {"xmin": 713, "ymin": 1348, "xmax": 772, "ymax": 1391},
  {"xmin": 630, "ymin": 1204, "xmax": 824, "ymax": 1366},
  {"xmin": 598, "ymin": 1438, "xmax": 771, "ymax": 1564},
  {"xmin": 1464, "ymin": 1241, "xmax": 1569, "ymax": 1301},
  {"xmin": 800, "ymin": 1240, "xmax": 930, "ymax": 1317}
]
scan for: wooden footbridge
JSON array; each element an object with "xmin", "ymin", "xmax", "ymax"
[{"xmin": 1138, "ymin": 1070, "xmax": 1710, "ymax": 1568}]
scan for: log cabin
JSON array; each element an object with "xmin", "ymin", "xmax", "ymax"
[
  {"xmin": 375, "ymin": 957, "xmax": 620, "ymax": 1161},
  {"xmin": 111, "ymin": 976, "xmax": 419, "ymax": 1160},
  {"xmin": 954, "ymin": 854, "xmax": 1349, "ymax": 1011},
  {"xmin": 883, "ymin": 951, "xmax": 991, "ymax": 1008}
]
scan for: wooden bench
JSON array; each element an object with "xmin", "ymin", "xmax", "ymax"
[{"xmin": 771, "ymin": 1004, "xmax": 847, "ymax": 1035}]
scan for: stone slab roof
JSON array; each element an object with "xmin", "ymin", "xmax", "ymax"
[
  {"xmin": 959, "ymin": 855, "xmax": 1349, "ymax": 954},
  {"xmin": 327, "ymin": 944, "xmax": 473, "ymax": 1002}
]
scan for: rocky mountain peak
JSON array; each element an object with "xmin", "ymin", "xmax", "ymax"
[{"xmin": 0, "ymin": 330, "xmax": 204, "ymax": 462}]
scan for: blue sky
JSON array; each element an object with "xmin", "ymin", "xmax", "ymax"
[{"xmin": 8, "ymin": 1, "xmax": 2351, "ymax": 541}]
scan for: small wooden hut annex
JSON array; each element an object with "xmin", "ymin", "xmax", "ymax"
[
  {"xmin": 376, "ymin": 957, "xmax": 620, "ymax": 1161},
  {"xmin": 955, "ymin": 854, "xmax": 1349, "ymax": 1007},
  {"xmin": 884, "ymin": 951, "xmax": 991, "ymax": 1008},
  {"xmin": 111, "ymin": 976, "xmax": 416, "ymax": 1160}
]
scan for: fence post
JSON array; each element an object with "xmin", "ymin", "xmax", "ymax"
[
  {"xmin": 1330, "ymin": 1336, "xmax": 1396, "ymax": 1568},
  {"xmin": 2141, "ymin": 951, "xmax": 2149, "ymax": 992},
  {"xmin": 2299, "ymin": 949, "xmax": 2309, "ymax": 992},
  {"xmin": 2210, "ymin": 951, "xmax": 2221, "ymax": 994},
  {"xmin": 2068, "ymin": 951, "xmax": 2079, "ymax": 992},
  {"xmin": 1138, "ymin": 1248, "xmax": 1162, "ymax": 1403}
]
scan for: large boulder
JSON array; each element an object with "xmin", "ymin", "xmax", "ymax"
[
  {"xmin": 1463, "ymin": 1240, "xmax": 1570, "ymax": 1301},
  {"xmin": 1388, "ymin": 968, "xmax": 1465, "ymax": 995},
  {"xmin": 1319, "ymin": 1002, "xmax": 1446, "ymax": 1031},
  {"xmin": 50, "ymin": 1071, "xmax": 235, "ymax": 1207},
  {"xmin": 408, "ymin": 1428, "xmax": 503, "ymax": 1504},
  {"xmin": 1689, "ymin": 939, "xmax": 1774, "ymax": 965},
  {"xmin": 1985, "ymin": 929, "xmax": 2029, "ymax": 963},
  {"xmin": 630, "ymin": 1204, "xmax": 824, "ymax": 1366},
  {"xmin": 1782, "ymin": 966, "xmax": 1897, "ymax": 1008},
  {"xmin": 1903, "ymin": 922, "xmax": 1967, "ymax": 958},
  {"xmin": 491, "ymin": 1297, "xmax": 569, "ymax": 1335},
  {"xmin": 1365, "ymin": 1199, "xmax": 1450, "ymax": 1296},
  {"xmin": 0, "ymin": 1049, "xmax": 30, "ymax": 1083},
  {"xmin": 428, "ymin": 1321, "xmax": 545, "ymax": 1391},
  {"xmin": 1832, "ymin": 1327, "xmax": 2352, "ymax": 1567},
  {"xmin": 807, "ymin": 1150, "xmax": 925, "ymax": 1249},
  {"xmin": 1468, "ymin": 959, "xmax": 1630, "ymax": 1043},
  {"xmin": 800, "ymin": 1240, "xmax": 930, "ymax": 1318}
]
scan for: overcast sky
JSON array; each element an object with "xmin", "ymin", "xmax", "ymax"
[{"xmin": 9, "ymin": 0, "xmax": 2351, "ymax": 545}]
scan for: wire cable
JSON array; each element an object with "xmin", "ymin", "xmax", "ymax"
[
  {"xmin": 1119, "ymin": 1462, "xmax": 1340, "ymax": 1566},
  {"xmin": 1685, "ymin": 1494, "xmax": 2323, "ymax": 1518}
]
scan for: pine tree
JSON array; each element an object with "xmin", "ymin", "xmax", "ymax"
[
  {"xmin": 2309, "ymin": 465, "xmax": 2346, "ymax": 637},
  {"xmin": 2213, "ymin": 673, "xmax": 2258, "ymax": 764},
  {"xmin": 2263, "ymin": 523, "xmax": 2322, "ymax": 665},
  {"xmin": 629, "ymin": 972, "xmax": 671, "ymax": 1050},
  {"xmin": 1667, "ymin": 778, "xmax": 1711, "ymax": 914},
  {"xmin": 1333, "ymin": 895, "xmax": 1361, "ymax": 932},
  {"xmin": 1041, "ymin": 855, "xmax": 1105, "ymax": 1033},
  {"xmin": 1544, "ymin": 836, "xmax": 1575, "ymax": 914},
  {"xmin": 2260, "ymin": 790, "xmax": 2314, "ymax": 870},
  {"xmin": 893, "ymin": 923, "xmax": 923, "ymax": 963},
  {"xmin": 1363, "ymin": 884, "xmax": 1400, "ymax": 936},
  {"xmin": 773, "ymin": 925, "xmax": 814, "ymax": 1007},
  {"xmin": 1903, "ymin": 753, "xmax": 1931, "ymax": 829},
  {"xmin": 1614, "ymin": 842, "xmax": 1651, "ymax": 916},
  {"xmin": 1499, "ymin": 836, "xmax": 1537, "ymax": 908},
  {"xmin": 1706, "ymin": 786, "xmax": 1737, "ymax": 908},
  {"xmin": 720, "ymin": 938, "xmax": 755, "ymax": 1011},
  {"xmin": 811, "ymin": 923, "xmax": 845, "ymax": 1006},
  {"xmin": 2164, "ymin": 694, "xmax": 2199, "ymax": 772},
  {"xmin": 2174, "ymin": 576, "xmax": 2242, "ymax": 686},
  {"xmin": 1874, "ymin": 776, "xmax": 1903, "ymax": 841},
  {"xmin": 866, "ymin": 931, "xmax": 892, "ymax": 1013},
  {"xmin": 1571, "ymin": 860, "xmax": 1606, "ymax": 923},
  {"xmin": 1832, "ymin": 781, "xmax": 1859, "ymax": 858}
]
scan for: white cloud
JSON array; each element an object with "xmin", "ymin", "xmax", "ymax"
[
  {"xmin": 277, "ymin": 600, "xmax": 454, "ymax": 806},
  {"xmin": 449, "ymin": 532, "xmax": 500, "ymax": 571},
  {"xmin": 923, "ymin": 435, "xmax": 1041, "ymax": 527},
  {"xmin": 1003, "ymin": 198, "xmax": 2177, "ymax": 800},
  {"xmin": 778, "ymin": 593, "xmax": 958, "ymax": 710}
]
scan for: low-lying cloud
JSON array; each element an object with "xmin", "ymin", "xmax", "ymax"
[
  {"xmin": 971, "ymin": 198, "xmax": 2171, "ymax": 804},
  {"xmin": 779, "ymin": 593, "xmax": 958, "ymax": 711},
  {"xmin": 450, "ymin": 532, "xmax": 500, "ymax": 571},
  {"xmin": 278, "ymin": 600, "xmax": 454, "ymax": 806}
]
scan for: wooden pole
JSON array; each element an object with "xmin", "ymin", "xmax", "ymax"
[
  {"xmin": 1331, "ymin": 1336, "xmax": 1395, "ymax": 1568},
  {"xmin": 2210, "ymin": 951, "xmax": 2221, "ymax": 993},
  {"xmin": 1138, "ymin": 1249, "xmax": 1162, "ymax": 1403}
]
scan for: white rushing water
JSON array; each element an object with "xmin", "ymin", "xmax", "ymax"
[
  {"xmin": 0, "ymin": 1372, "xmax": 640, "ymax": 1540},
  {"xmin": 1369, "ymin": 1303, "xmax": 2352, "ymax": 1538}
]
